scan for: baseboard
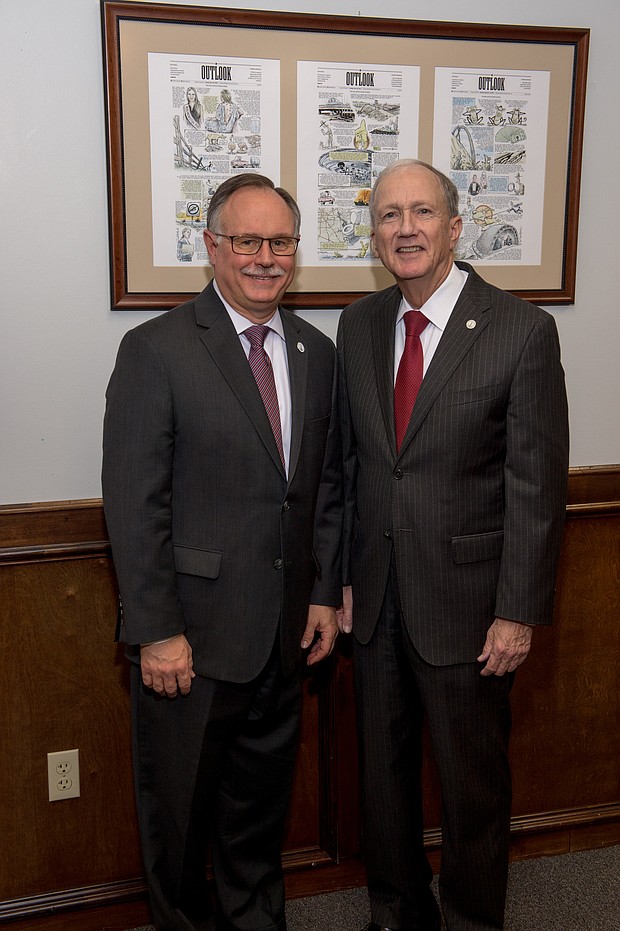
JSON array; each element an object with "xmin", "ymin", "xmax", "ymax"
[{"xmin": 2, "ymin": 804, "xmax": 618, "ymax": 927}]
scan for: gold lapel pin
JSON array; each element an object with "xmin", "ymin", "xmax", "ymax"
[
  {"xmin": 297, "ymin": 341, "xmax": 305, "ymax": 352},
  {"xmin": 466, "ymin": 319, "xmax": 477, "ymax": 329}
]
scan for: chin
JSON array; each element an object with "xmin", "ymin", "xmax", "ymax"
[
  {"xmin": 394, "ymin": 261, "xmax": 428, "ymax": 279},
  {"xmin": 255, "ymin": 290, "xmax": 285, "ymax": 306}
]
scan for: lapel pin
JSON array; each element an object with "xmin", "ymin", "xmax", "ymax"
[
  {"xmin": 297, "ymin": 341, "xmax": 305, "ymax": 352},
  {"xmin": 466, "ymin": 319, "xmax": 477, "ymax": 329}
]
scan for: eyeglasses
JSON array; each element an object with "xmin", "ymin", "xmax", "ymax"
[{"xmin": 215, "ymin": 234, "xmax": 300, "ymax": 256}]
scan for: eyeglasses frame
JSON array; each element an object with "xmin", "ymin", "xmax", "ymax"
[{"xmin": 213, "ymin": 233, "xmax": 300, "ymax": 256}]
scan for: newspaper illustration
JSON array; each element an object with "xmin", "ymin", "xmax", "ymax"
[
  {"xmin": 297, "ymin": 61, "xmax": 420, "ymax": 266},
  {"xmin": 147, "ymin": 53, "xmax": 280, "ymax": 266},
  {"xmin": 433, "ymin": 68, "xmax": 550, "ymax": 265}
]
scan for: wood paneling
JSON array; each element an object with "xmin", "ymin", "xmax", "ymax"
[
  {"xmin": 0, "ymin": 466, "xmax": 618, "ymax": 928},
  {"xmin": 0, "ymin": 557, "xmax": 142, "ymax": 898}
]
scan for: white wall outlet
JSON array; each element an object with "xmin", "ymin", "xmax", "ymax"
[{"xmin": 47, "ymin": 749, "xmax": 80, "ymax": 801}]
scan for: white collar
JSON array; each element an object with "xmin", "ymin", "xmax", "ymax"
[
  {"xmin": 213, "ymin": 279, "xmax": 285, "ymax": 340},
  {"xmin": 397, "ymin": 263, "xmax": 468, "ymax": 332}
]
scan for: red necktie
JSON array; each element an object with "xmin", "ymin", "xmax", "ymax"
[
  {"xmin": 394, "ymin": 310, "xmax": 429, "ymax": 451},
  {"xmin": 244, "ymin": 325, "xmax": 286, "ymax": 469}
]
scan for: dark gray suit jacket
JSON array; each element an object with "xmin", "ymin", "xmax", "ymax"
[
  {"xmin": 338, "ymin": 263, "xmax": 569, "ymax": 665},
  {"xmin": 102, "ymin": 283, "xmax": 342, "ymax": 682}
]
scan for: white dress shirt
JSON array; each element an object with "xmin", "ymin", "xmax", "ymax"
[{"xmin": 394, "ymin": 263, "xmax": 469, "ymax": 383}]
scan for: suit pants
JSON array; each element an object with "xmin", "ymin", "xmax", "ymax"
[
  {"xmin": 130, "ymin": 641, "xmax": 301, "ymax": 931},
  {"xmin": 354, "ymin": 561, "xmax": 513, "ymax": 931}
]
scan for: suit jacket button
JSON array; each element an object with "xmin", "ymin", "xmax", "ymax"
[
  {"xmin": 273, "ymin": 558, "xmax": 283, "ymax": 570},
  {"xmin": 393, "ymin": 468, "xmax": 403, "ymax": 480},
  {"xmin": 282, "ymin": 500, "xmax": 290, "ymax": 511},
  {"xmin": 383, "ymin": 530, "xmax": 392, "ymax": 539}
]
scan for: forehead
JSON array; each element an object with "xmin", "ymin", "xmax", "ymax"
[
  {"xmin": 220, "ymin": 187, "xmax": 294, "ymax": 231},
  {"xmin": 375, "ymin": 166, "xmax": 444, "ymax": 207}
]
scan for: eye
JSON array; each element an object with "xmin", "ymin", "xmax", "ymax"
[
  {"xmin": 237, "ymin": 237, "xmax": 260, "ymax": 248},
  {"xmin": 381, "ymin": 210, "xmax": 399, "ymax": 222},
  {"xmin": 270, "ymin": 237, "xmax": 298, "ymax": 254}
]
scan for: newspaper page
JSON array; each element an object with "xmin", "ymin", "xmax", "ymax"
[
  {"xmin": 147, "ymin": 53, "xmax": 280, "ymax": 266},
  {"xmin": 297, "ymin": 61, "xmax": 420, "ymax": 266},
  {"xmin": 433, "ymin": 68, "xmax": 550, "ymax": 265}
]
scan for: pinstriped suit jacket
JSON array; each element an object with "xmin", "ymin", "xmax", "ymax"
[
  {"xmin": 337, "ymin": 262, "xmax": 569, "ymax": 665},
  {"xmin": 102, "ymin": 282, "xmax": 342, "ymax": 682}
]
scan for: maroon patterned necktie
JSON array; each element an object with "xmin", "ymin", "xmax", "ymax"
[
  {"xmin": 394, "ymin": 310, "xmax": 430, "ymax": 452},
  {"xmin": 244, "ymin": 325, "xmax": 285, "ymax": 469}
]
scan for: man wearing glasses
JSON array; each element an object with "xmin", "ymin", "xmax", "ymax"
[{"xmin": 102, "ymin": 174, "xmax": 342, "ymax": 931}]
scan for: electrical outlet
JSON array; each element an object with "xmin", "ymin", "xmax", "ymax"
[{"xmin": 47, "ymin": 749, "xmax": 80, "ymax": 801}]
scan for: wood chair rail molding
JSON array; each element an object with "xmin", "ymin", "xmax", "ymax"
[{"xmin": 0, "ymin": 466, "xmax": 618, "ymax": 556}]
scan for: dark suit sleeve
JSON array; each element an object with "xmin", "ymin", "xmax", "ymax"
[
  {"xmin": 310, "ymin": 342, "xmax": 344, "ymax": 606},
  {"xmin": 102, "ymin": 328, "xmax": 184, "ymax": 645},
  {"xmin": 495, "ymin": 312, "xmax": 569, "ymax": 625}
]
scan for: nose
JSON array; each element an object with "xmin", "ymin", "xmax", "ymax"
[
  {"xmin": 398, "ymin": 208, "xmax": 418, "ymax": 236},
  {"xmin": 255, "ymin": 239, "xmax": 275, "ymax": 263}
]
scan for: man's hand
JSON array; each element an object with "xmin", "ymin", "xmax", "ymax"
[
  {"xmin": 140, "ymin": 633, "xmax": 195, "ymax": 697},
  {"xmin": 301, "ymin": 604, "xmax": 339, "ymax": 665},
  {"xmin": 337, "ymin": 585, "xmax": 353, "ymax": 634},
  {"xmin": 478, "ymin": 618, "xmax": 533, "ymax": 677}
]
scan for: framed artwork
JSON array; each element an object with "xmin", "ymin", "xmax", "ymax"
[{"xmin": 101, "ymin": 2, "xmax": 589, "ymax": 309}]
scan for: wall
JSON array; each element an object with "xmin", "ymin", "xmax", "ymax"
[{"xmin": 1, "ymin": 0, "xmax": 619, "ymax": 506}]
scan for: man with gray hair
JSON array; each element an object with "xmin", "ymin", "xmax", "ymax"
[
  {"xmin": 337, "ymin": 159, "xmax": 568, "ymax": 930},
  {"xmin": 103, "ymin": 173, "xmax": 342, "ymax": 931}
]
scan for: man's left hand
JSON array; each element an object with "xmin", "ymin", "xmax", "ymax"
[
  {"xmin": 478, "ymin": 617, "xmax": 533, "ymax": 677},
  {"xmin": 301, "ymin": 604, "xmax": 339, "ymax": 665}
]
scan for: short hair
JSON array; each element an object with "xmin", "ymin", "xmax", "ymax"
[
  {"xmin": 369, "ymin": 159, "xmax": 460, "ymax": 225},
  {"xmin": 206, "ymin": 174, "xmax": 301, "ymax": 236}
]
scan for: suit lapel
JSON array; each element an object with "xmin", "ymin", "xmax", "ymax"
[
  {"xmin": 281, "ymin": 310, "xmax": 307, "ymax": 484},
  {"xmin": 397, "ymin": 266, "xmax": 492, "ymax": 457},
  {"xmin": 195, "ymin": 284, "xmax": 287, "ymax": 477},
  {"xmin": 371, "ymin": 286, "xmax": 401, "ymax": 455}
]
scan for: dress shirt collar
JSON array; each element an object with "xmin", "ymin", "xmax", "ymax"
[
  {"xmin": 213, "ymin": 280, "xmax": 285, "ymax": 342},
  {"xmin": 396, "ymin": 262, "xmax": 468, "ymax": 333}
]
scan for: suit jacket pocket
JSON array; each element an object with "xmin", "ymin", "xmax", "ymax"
[
  {"xmin": 452, "ymin": 530, "xmax": 504, "ymax": 565},
  {"xmin": 448, "ymin": 384, "xmax": 499, "ymax": 405},
  {"xmin": 173, "ymin": 544, "xmax": 222, "ymax": 578}
]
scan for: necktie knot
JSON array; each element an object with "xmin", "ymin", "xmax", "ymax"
[
  {"xmin": 403, "ymin": 309, "xmax": 429, "ymax": 339},
  {"xmin": 244, "ymin": 324, "xmax": 270, "ymax": 349}
]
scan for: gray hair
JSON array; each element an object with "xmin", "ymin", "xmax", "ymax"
[
  {"xmin": 369, "ymin": 159, "xmax": 460, "ymax": 225},
  {"xmin": 206, "ymin": 174, "xmax": 301, "ymax": 236}
]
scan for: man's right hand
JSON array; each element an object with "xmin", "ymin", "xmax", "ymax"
[{"xmin": 140, "ymin": 633, "xmax": 195, "ymax": 697}]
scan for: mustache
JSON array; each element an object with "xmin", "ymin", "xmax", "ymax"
[{"xmin": 241, "ymin": 266, "xmax": 286, "ymax": 279}]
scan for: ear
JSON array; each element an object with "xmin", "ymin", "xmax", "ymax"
[
  {"xmin": 203, "ymin": 229, "xmax": 218, "ymax": 265},
  {"xmin": 449, "ymin": 216, "xmax": 463, "ymax": 252},
  {"xmin": 370, "ymin": 230, "xmax": 379, "ymax": 258}
]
